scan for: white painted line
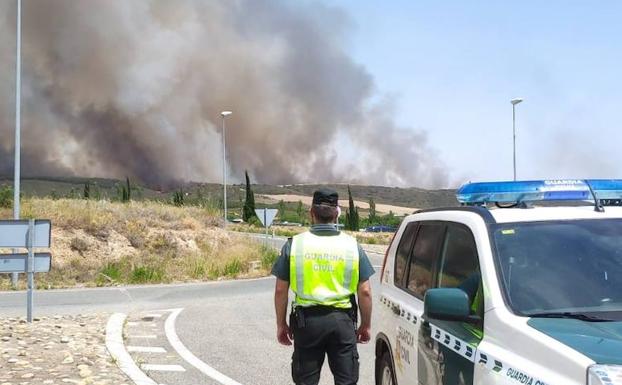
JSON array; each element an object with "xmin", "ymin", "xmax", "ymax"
[
  {"xmin": 148, "ymin": 308, "xmax": 184, "ymax": 313},
  {"xmin": 143, "ymin": 314, "xmax": 163, "ymax": 318},
  {"xmin": 105, "ymin": 313, "xmax": 157, "ymax": 385},
  {"xmin": 127, "ymin": 346, "xmax": 167, "ymax": 353},
  {"xmin": 130, "ymin": 335, "xmax": 158, "ymax": 339},
  {"xmin": 141, "ymin": 364, "xmax": 186, "ymax": 372},
  {"xmin": 165, "ymin": 308, "xmax": 243, "ymax": 385}
]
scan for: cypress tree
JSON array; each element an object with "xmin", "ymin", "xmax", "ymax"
[
  {"xmin": 277, "ymin": 200, "xmax": 286, "ymax": 219},
  {"xmin": 126, "ymin": 177, "xmax": 132, "ymax": 201},
  {"xmin": 83, "ymin": 182, "xmax": 91, "ymax": 199},
  {"xmin": 117, "ymin": 177, "xmax": 131, "ymax": 202},
  {"xmin": 346, "ymin": 186, "xmax": 360, "ymax": 231},
  {"xmin": 173, "ymin": 188, "xmax": 184, "ymax": 206},
  {"xmin": 243, "ymin": 170, "xmax": 256, "ymax": 222},
  {"xmin": 368, "ymin": 197, "xmax": 377, "ymax": 224},
  {"xmin": 296, "ymin": 200, "xmax": 304, "ymax": 224}
]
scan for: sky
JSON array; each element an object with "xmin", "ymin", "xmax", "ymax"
[
  {"xmin": 325, "ymin": 0, "xmax": 622, "ymax": 185},
  {"xmin": 1, "ymin": 1, "xmax": 621, "ymax": 189}
]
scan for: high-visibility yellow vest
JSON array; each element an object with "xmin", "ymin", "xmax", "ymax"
[{"xmin": 289, "ymin": 231, "xmax": 360, "ymax": 309}]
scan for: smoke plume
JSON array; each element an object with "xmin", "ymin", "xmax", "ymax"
[{"xmin": 0, "ymin": 0, "xmax": 448, "ymax": 188}]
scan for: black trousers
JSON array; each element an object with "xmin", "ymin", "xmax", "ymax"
[{"xmin": 290, "ymin": 308, "xmax": 359, "ymax": 385}]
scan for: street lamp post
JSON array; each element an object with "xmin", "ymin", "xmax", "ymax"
[
  {"xmin": 221, "ymin": 111, "xmax": 232, "ymax": 227},
  {"xmin": 12, "ymin": 0, "xmax": 22, "ymax": 287},
  {"xmin": 510, "ymin": 98, "xmax": 524, "ymax": 181}
]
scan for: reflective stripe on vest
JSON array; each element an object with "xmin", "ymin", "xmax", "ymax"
[{"xmin": 289, "ymin": 231, "xmax": 360, "ymax": 309}]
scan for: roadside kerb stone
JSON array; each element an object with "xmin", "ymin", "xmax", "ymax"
[{"xmin": 105, "ymin": 313, "xmax": 156, "ymax": 385}]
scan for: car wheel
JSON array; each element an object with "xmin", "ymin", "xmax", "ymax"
[{"xmin": 376, "ymin": 351, "xmax": 396, "ymax": 385}]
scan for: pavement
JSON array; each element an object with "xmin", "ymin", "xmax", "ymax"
[
  {"xmin": 0, "ymin": 245, "xmax": 386, "ymax": 385},
  {"xmin": 1, "ymin": 313, "xmax": 131, "ymax": 385}
]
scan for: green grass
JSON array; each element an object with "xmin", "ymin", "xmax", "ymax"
[
  {"xmin": 260, "ymin": 245, "xmax": 279, "ymax": 269},
  {"xmin": 102, "ymin": 262, "xmax": 122, "ymax": 281},
  {"xmin": 222, "ymin": 259, "xmax": 242, "ymax": 277},
  {"xmin": 96, "ymin": 262, "xmax": 123, "ymax": 286},
  {"xmin": 130, "ymin": 266, "xmax": 164, "ymax": 284}
]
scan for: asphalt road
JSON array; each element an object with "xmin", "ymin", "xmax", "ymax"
[{"xmin": 0, "ymin": 246, "xmax": 385, "ymax": 385}]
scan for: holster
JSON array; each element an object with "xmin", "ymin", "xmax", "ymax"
[
  {"xmin": 349, "ymin": 294, "xmax": 358, "ymax": 325},
  {"xmin": 291, "ymin": 307, "xmax": 306, "ymax": 329}
]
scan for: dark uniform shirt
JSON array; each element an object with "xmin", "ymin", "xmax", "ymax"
[{"xmin": 271, "ymin": 223, "xmax": 375, "ymax": 282}]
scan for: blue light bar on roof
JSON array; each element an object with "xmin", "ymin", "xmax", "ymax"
[{"xmin": 456, "ymin": 179, "xmax": 622, "ymax": 205}]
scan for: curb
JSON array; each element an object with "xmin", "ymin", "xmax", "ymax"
[{"xmin": 105, "ymin": 313, "xmax": 157, "ymax": 385}]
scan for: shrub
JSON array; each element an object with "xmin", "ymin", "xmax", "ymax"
[
  {"xmin": 70, "ymin": 236, "xmax": 90, "ymax": 254},
  {"xmin": 124, "ymin": 221, "xmax": 148, "ymax": 248},
  {"xmin": 0, "ymin": 186, "xmax": 12, "ymax": 208},
  {"xmin": 260, "ymin": 245, "xmax": 279, "ymax": 269}
]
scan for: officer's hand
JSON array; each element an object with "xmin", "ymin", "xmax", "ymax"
[
  {"xmin": 277, "ymin": 324, "xmax": 293, "ymax": 346},
  {"xmin": 356, "ymin": 325, "xmax": 371, "ymax": 344}
]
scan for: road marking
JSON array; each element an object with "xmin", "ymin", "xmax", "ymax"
[
  {"xmin": 143, "ymin": 314, "xmax": 163, "ymax": 318},
  {"xmin": 130, "ymin": 335, "xmax": 158, "ymax": 339},
  {"xmin": 105, "ymin": 313, "xmax": 157, "ymax": 385},
  {"xmin": 165, "ymin": 308, "xmax": 243, "ymax": 385},
  {"xmin": 141, "ymin": 364, "xmax": 186, "ymax": 372},
  {"xmin": 127, "ymin": 321, "xmax": 140, "ymax": 326},
  {"xmin": 127, "ymin": 346, "xmax": 167, "ymax": 353}
]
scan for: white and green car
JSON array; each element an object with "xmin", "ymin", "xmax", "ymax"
[{"xmin": 375, "ymin": 180, "xmax": 622, "ymax": 385}]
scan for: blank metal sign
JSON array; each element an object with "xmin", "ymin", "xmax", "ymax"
[
  {"xmin": 0, "ymin": 220, "xmax": 51, "ymax": 248},
  {"xmin": 0, "ymin": 253, "xmax": 52, "ymax": 273}
]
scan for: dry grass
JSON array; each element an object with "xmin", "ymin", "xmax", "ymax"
[
  {"xmin": 351, "ymin": 231, "xmax": 394, "ymax": 245},
  {"xmin": 229, "ymin": 223, "xmax": 307, "ymax": 238},
  {"xmin": 0, "ymin": 199, "xmax": 277, "ymax": 290}
]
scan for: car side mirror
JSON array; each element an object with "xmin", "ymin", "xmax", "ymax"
[{"xmin": 424, "ymin": 288, "xmax": 479, "ymax": 324}]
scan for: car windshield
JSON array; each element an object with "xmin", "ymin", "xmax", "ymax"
[{"xmin": 493, "ymin": 219, "xmax": 622, "ymax": 317}]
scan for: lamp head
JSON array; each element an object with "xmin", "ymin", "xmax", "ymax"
[
  {"xmin": 221, "ymin": 111, "xmax": 232, "ymax": 117},
  {"xmin": 510, "ymin": 98, "xmax": 524, "ymax": 105}
]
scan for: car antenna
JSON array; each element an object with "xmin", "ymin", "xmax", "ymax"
[{"xmin": 585, "ymin": 180, "xmax": 604, "ymax": 213}]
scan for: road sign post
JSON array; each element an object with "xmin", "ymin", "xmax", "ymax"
[
  {"xmin": 27, "ymin": 219, "xmax": 33, "ymax": 321},
  {"xmin": 255, "ymin": 209, "xmax": 278, "ymax": 246},
  {"xmin": 0, "ymin": 219, "xmax": 52, "ymax": 322}
]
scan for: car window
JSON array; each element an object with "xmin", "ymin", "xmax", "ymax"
[
  {"xmin": 406, "ymin": 223, "xmax": 444, "ymax": 298},
  {"xmin": 437, "ymin": 224, "xmax": 482, "ymax": 323},
  {"xmin": 394, "ymin": 222, "xmax": 417, "ymax": 288},
  {"xmin": 494, "ymin": 219, "xmax": 622, "ymax": 317}
]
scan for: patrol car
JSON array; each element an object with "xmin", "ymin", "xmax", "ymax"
[{"xmin": 374, "ymin": 179, "xmax": 622, "ymax": 385}]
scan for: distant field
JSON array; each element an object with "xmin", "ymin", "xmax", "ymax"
[
  {"xmin": 253, "ymin": 183, "xmax": 458, "ymax": 208},
  {"xmin": 260, "ymin": 194, "xmax": 417, "ymax": 216}
]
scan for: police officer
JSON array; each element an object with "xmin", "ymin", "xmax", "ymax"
[{"xmin": 272, "ymin": 188, "xmax": 375, "ymax": 385}]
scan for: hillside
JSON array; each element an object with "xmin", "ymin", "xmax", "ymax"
[
  {"xmin": 0, "ymin": 198, "xmax": 277, "ymax": 290},
  {"xmin": 0, "ymin": 177, "xmax": 459, "ymax": 209},
  {"xmin": 253, "ymin": 184, "xmax": 458, "ymax": 208}
]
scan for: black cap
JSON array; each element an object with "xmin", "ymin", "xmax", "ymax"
[{"xmin": 312, "ymin": 188, "xmax": 339, "ymax": 207}]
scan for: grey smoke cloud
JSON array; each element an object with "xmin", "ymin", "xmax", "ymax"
[{"xmin": 0, "ymin": 0, "xmax": 448, "ymax": 188}]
